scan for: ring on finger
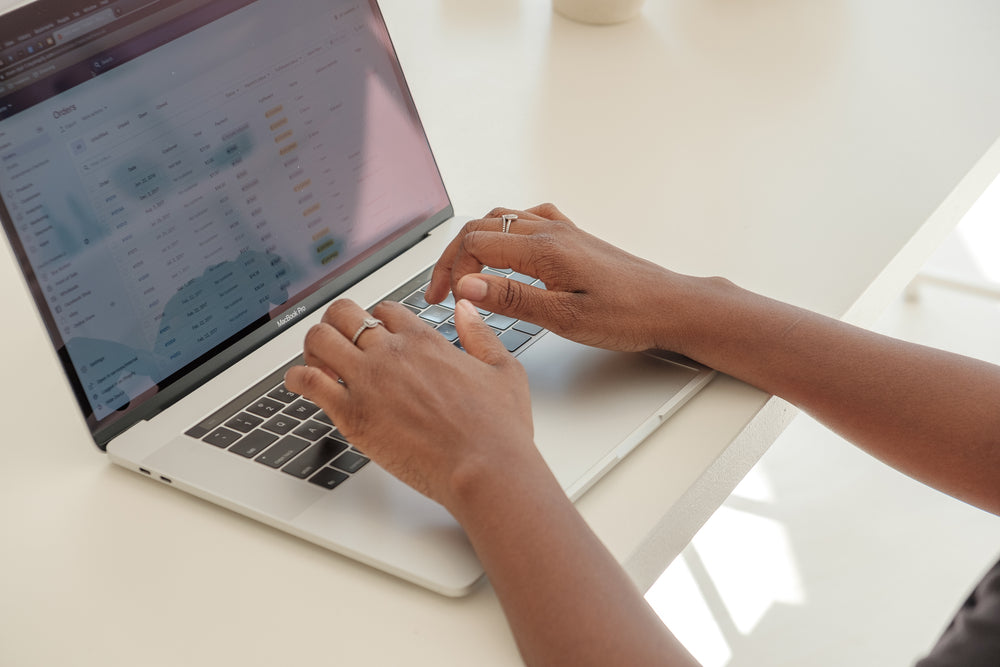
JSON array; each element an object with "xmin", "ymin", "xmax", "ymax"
[
  {"xmin": 501, "ymin": 213, "xmax": 517, "ymax": 234},
  {"xmin": 351, "ymin": 316, "xmax": 384, "ymax": 345}
]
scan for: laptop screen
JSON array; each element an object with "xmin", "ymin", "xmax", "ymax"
[{"xmin": 0, "ymin": 0, "xmax": 451, "ymax": 442}]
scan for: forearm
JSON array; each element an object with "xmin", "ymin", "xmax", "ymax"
[
  {"xmin": 665, "ymin": 275, "xmax": 1000, "ymax": 514},
  {"xmin": 451, "ymin": 453, "xmax": 698, "ymax": 667}
]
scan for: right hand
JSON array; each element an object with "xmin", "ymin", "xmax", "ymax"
[{"xmin": 425, "ymin": 203, "xmax": 686, "ymax": 352}]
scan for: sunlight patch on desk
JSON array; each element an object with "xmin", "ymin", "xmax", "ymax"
[
  {"xmin": 691, "ymin": 506, "xmax": 805, "ymax": 635},
  {"xmin": 729, "ymin": 461, "xmax": 775, "ymax": 503},
  {"xmin": 955, "ymin": 171, "xmax": 1000, "ymax": 282},
  {"xmin": 645, "ymin": 467, "xmax": 804, "ymax": 666},
  {"xmin": 647, "ymin": 556, "xmax": 733, "ymax": 667}
]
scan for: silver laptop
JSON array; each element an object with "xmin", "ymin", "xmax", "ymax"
[{"xmin": 0, "ymin": 0, "xmax": 714, "ymax": 596}]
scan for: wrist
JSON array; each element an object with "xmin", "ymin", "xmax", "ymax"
[
  {"xmin": 445, "ymin": 439, "xmax": 564, "ymax": 529},
  {"xmin": 642, "ymin": 270, "xmax": 724, "ymax": 356}
]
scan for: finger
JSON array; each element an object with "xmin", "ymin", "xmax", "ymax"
[
  {"xmin": 426, "ymin": 209, "xmax": 543, "ymax": 302},
  {"xmin": 482, "ymin": 205, "xmax": 547, "ymax": 224},
  {"xmin": 284, "ymin": 364, "xmax": 349, "ymax": 413},
  {"xmin": 371, "ymin": 300, "xmax": 423, "ymax": 334},
  {"xmin": 523, "ymin": 202, "xmax": 574, "ymax": 224},
  {"xmin": 456, "ymin": 272, "xmax": 573, "ymax": 326},
  {"xmin": 322, "ymin": 299, "xmax": 387, "ymax": 350},
  {"xmin": 453, "ymin": 299, "xmax": 513, "ymax": 368},
  {"xmin": 301, "ymin": 322, "xmax": 360, "ymax": 376},
  {"xmin": 449, "ymin": 229, "xmax": 543, "ymax": 287}
]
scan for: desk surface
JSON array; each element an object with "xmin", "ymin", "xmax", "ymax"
[{"xmin": 3, "ymin": 1, "xmax": 1000, "ymax": 665}]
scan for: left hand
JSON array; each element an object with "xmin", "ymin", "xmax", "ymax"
[{"xmin": 283, "ymin": 297, "xmax": 538, "ymax": 514}]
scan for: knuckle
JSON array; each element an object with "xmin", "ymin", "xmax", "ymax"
[
  {"xmin": 485, "ymin": 206, "xmax": 508, "ymax": 219},
  {"xmin": 323, "ymin": 299, "xmax": 354, "ymax": 323},
  {"xmin": 531, "ymin": 232, "xmax": 558, "ymax": 257},
  {"xmin": 303, "ymin": 322, "xmax": 330, "ymax": 349},
  {"xmin": 371, "ymin": 300, "xmax": 400, "ymax": 320},
  {"xmin": 497, "ymin": 279, "xmax": 524, "ymax": 311},
  {"xmin": 549, "ymin": 218, "xmax": 574, "ymax": 234},
  {"xmin": 458, "ymin": 231, "xmax": 493, "ymax": 263},
  {"xmin": 295, "ymin": 366, "xmax": 326, "ymax": 395}
]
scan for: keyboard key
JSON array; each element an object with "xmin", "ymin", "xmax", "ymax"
[
  {"xmin": 284, "ymin": 399, "xmax": 320, "ymax": 419},
  {"xmin": 513, "ymin": 320, "xmax": 543, "ymax": 336},
  {"xmin": 225, "ymin": 412, "xmax": 263, "ymax": 433},
  {"xmin": 283, "ymin": 437, "xmax": 349, "ymax": 478},
  {"xmin": 435, "ymin": 322, "xmax": 459, "ymax": 342},
  {"xmin": 262, "ymin": 414, "xmax": 300, "ymax": 435},
  {"xmin": 485, "ymin": 313, "xmax": 517, "ymax": 330},
  {"xmin": 447, "ymin": 306, "xmax": 490, "ymax": 326},
  {"xmin": 267, "ymin": 384, "xmax": 300, "ymax": 403},
  {"xmin": 328, "ymin": 430, "xmax": 351, "ymax": 445},
  {"xmin": 510, "ymin": 272, "xmax": 536, "ymax": 284},
  {"xmin": 314, "ymin": 411, "xmax": 334, "ymax": 426},
  {"xmin": 309, "ymin": 466, "xmax": 349, "ymax": 490},
  {"xmin": 204, "ymin": 427, "xmax": 242, "ymax": 448},
  {"xmin": 440, "ymin": 292, "xmax": 457, "ymax": 309},
  {"xmin": 230, "ymin": 430, "xmax": 279, "ymax": 458},
  {"xmin": 246, "ymin": 397, "xmax": 284, "ymax": 419},
  {"xmin": 256, "ymin": 435, "xmax": 311, "ymax": 469},
  {"xmin": 403, "ymin": 291, "xmax": 429, "ymax": 310},
  {"xmin": 419, "ymin": 305, "xmax": 452, "ymax": 324},
  {"xmin": 293, "ymin": 420, "xmax": 332, "ymax": 441},
  {"xmin": 184, "ymin": 354, "xmax": 305, "ymax": 438},
  {"xmin": 498, "ymin": 329, "xmax": 532, "ymax": 352},
  {"xmin": 332, "ymin": 450, "xmax": 370, "ymax": 473}
]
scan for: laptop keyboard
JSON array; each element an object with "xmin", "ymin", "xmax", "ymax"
[
  {"xmin": 396, "ymin": 267, "xmax": 546, "ymax": 353},
  {"xmin": 185, "ymin": 267, "xmax": 547, "ymax": 490},
  {"xmin": 185, "ymin": 357, "xmax": 368, "ymax": 489}
]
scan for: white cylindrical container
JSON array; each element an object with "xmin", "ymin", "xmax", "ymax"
[{"xmin": 553, "ymin": 0, "xmax": 645, "ymax": 25}]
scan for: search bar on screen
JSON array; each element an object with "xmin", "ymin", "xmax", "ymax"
[{"xmin": 54, "ymin": 8, "xmax": 119, "ymax": 44}]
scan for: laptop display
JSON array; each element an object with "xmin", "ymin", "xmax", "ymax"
[{"xmin": 0, "ymin": 0, "xmax": 450, "ymax": 445}]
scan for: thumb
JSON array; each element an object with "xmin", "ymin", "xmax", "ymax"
[
  {"xmin": 454, "ymin": 299, "xmax": 511, "ymax": 367},
  {"xmin": 456, "ymin": 273, "xmax": 551, "ymax": 324}
]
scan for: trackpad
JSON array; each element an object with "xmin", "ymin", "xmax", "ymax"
[{"xmin": 519, "ymin": 333, "xmax": 703, "ymax": 494}]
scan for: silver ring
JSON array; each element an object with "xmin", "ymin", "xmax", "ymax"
[
  {"xmin": 351, "ymin": 316, "xmax": 384, "ymax": 345},
  {"xmin": 501, "ymin": 213, "xmax": 517, "ymax": 234}
]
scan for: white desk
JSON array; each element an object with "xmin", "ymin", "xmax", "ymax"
[{"xmin": 3, "ymin": 1, "xmax": 1000, "ymax": 665}]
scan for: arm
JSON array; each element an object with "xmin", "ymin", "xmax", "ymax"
[
  {"xmin": 672, "ymin": 276, "xmax": 1000, "ymax": 515},
  {"xmin": 427, "ymin": 203, "xmax": 1000, "ymax": 515},
  {"xmin": 284, "ymin": 299, "xmax": 698, "ymax": 667}
]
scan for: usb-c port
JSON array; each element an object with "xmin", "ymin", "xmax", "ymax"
[
  {"xmin": 159, "ymin": 476, "xmax": 172, "ymax": 484},
  {"xmin": 138, "ymin": 467, "xmax": 151, "ymax": 475}
]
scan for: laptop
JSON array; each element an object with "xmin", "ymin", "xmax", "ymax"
[{"xmin": 0, "ymin": 0, "xmax": 715, "ymax": 596}]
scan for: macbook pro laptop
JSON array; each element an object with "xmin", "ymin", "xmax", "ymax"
[{"xmin": 0, "ymin": 0, "xmax": 715, "ymax": 595}]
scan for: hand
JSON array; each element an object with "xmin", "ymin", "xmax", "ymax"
[
  {"xmin": 425, "ymin": 203, "xmax": 683, "ymax": 352},
  {"xmin": 283, "ymin": 297, "xmax": 539, "ymax": 513}
]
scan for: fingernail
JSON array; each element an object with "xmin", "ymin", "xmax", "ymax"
[
  {"xmin": 457, "ymin": 275, "xmax": 488, "ymax": 301},
  {"xmin": 456, "ymin": 299, "xmax": 481, "ymax": 319}
]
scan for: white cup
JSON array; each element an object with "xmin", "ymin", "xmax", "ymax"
[{"xmin": 553, "ymin": 0, "xmax": 645, "ymax": 25}]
